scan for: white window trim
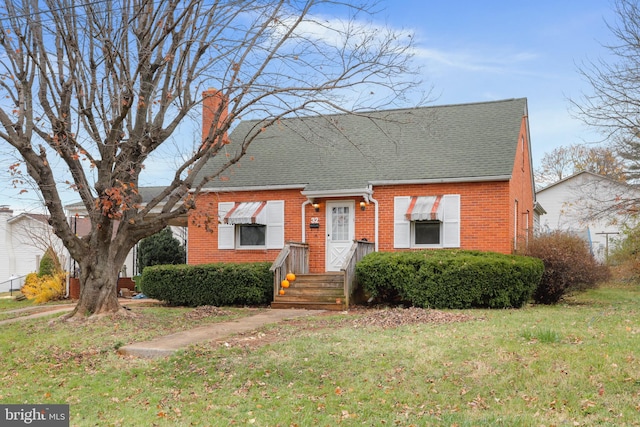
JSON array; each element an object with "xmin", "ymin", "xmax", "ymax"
[
  {"xmin": 411, "ymin": 220, "xmax": 443, "ymax": 248},
  {"xmin": 394, "ymin": 195, "xmax": 460, "ymax": 249},
  {"xmin": 235, "ymin": 224, "xmax": 267, "ymax": 249},
  {"xmin": 218, "ymin": 200, "xmax": 284, "ymax": 250}
]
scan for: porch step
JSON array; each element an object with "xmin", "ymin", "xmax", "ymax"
[
  {"xmin": 272, "ymin": 273, "xmax": 345, "ymax": 311},
  {"xmin": 271, "ymin": 301, "xmax": 345, "ymax": 311}
]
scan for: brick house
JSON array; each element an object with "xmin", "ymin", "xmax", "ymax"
[{"xmin": 188, "ymin": 92, "xmax": 536, "ymax": 309}]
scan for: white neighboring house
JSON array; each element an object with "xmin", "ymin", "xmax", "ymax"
[
  {"xmin": 1, "ymin": 190, "xmax": 187, "ymax": 294},
  {"xmin": 0, "ymin": 206, "xmax": 68, "ymax": 293},
  {"xmin": 536, "ymin": 171, "xmax": 640, "ymax": 261}
]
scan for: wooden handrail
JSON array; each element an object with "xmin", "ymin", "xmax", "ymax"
[
  {"xmin": 270, "ymin": 242, "xmax": 309, "ymax": 299},
  {"xmin": 340, "ymin": 240, "xmax": 375, "ymax": 307}
]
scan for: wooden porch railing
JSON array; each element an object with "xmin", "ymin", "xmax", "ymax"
[
  {"xmin": 340, "ymin": 239, "xmax": 375, "ymax": 307},
  {"xmin": 270, "ymin": 242, "xmax": 309, "ymax": 300}
]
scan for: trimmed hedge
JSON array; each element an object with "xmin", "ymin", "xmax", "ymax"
[
  {"xmin": 356, "ymin": 250, "xmax": 543, "ymax": 309},
  {"xmin": 139, "ymin": 262, "xmax": 272, "ymax": 306}
]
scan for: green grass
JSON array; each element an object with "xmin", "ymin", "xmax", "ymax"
[
  {"xmin": 0, "ymin": 292, "xmax": 32, "ymax": 308},
  {"xmin": 1, "ymin": 283, "xmax": 639, "ymax": 426}
]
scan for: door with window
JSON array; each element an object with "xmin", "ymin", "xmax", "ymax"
[{"xmin": 326, "ymin": 201, "xmax": 355, "ymax": 271}]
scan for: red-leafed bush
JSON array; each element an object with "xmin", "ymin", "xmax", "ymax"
[{"xmin": 526, "ymin": 231, "xmax": 610, "ymax": 304}]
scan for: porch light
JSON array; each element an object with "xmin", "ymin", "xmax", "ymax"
[
  {"xmin": 313, "ymin": 203, "xmax": 320, "ymax": 212},
  {"xmin": 360, "ymin": 201, "xmax": 366, "ymax": 211}
]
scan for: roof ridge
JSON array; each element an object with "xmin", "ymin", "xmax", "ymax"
[{"xmin": 237, "ymin": 97, "xmax": 527, "ymax": 125}]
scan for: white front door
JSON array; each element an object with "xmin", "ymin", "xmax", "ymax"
[{"xmin": 326, "ymin": 201, "xmax": 355, "ymax": 271}]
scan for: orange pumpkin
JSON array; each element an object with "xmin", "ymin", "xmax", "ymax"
[
  {"xmin": 281, "ymin": 279, "xmax": 290, "ymax": 288},
  {"xmin": 286, "ymin": 272, "xmax": 296, "ymax": 282},
  {"xmin": 279, "ymin": 289, "xmax": 285, "ymax": 295}
]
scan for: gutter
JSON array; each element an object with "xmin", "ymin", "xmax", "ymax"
[
  {"xmin": 301, "ymin": 188, "xmax": 374, "ymax": 200},
  {"xmin": 367, "ymin": 185, "xmax": 379, "ymax": 251},
  {"xmin": 369, "ymin": 175, "xmax": 511, "ymax": 186},
  {"xmin": 198, "ymin": 184, "xmax": 306, "ymax": 193},
  {"xmin": 301, "ymin": 199, "xmax": 311, "ymax": 243}
]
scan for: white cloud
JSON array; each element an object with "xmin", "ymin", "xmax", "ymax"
[{"xmin": 413, "ymin": 45, "xmax": 540, "ymax": 75}]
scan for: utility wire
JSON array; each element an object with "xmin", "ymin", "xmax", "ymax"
[{"xmin": 0, "ymin": 0, "xmax": 113, "ymax": 22}]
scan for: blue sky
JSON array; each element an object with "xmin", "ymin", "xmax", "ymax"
[
  {"xmin": 377, "ymin": 0, "xmax": 617, "ymax": 164},
  {"xmin": 0, "ymin": 1, "xmax": 620, "ymax": 212}
]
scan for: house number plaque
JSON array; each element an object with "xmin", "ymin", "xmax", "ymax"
[{"xmin": 309, "ymin": 217, "xmax": 320, "ymax": 228}]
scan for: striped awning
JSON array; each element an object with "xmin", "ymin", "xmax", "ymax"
[
  {"xmin": 406, "ymin": 196, "xmax": 443, "ymax": 221},
  {"xmin": 225, "ymin": 201, "xmax": 267, "ymax": 225}
]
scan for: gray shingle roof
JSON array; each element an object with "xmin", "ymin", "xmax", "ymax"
[{"xmin": 200, "ymin": 98, "xmax": 526, "ymax": 192}]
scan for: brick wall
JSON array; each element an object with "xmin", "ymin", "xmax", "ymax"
[
  {"xmin": 372, "ymin": 181, "xmax": 512, "ymax": 254},
  {"xmin": 508, "ymin": 117, "xmax": 535, "ymax": 252},
  {"xmin": 188, "ymin": 178, "xmax": 532, "ymax": 271},
  {"xmin": 188, "ymin": 189, "xmax": 307, "ymax": 265}
]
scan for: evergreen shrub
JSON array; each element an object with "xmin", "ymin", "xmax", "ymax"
[
  {"xmin": 137, "ymin": 227, "xmax": 186, "ymax": 272},
  {"xmin": 356, "ymin": 250, "xmax": 543, "ymax": 309},
  {"xmin": 139, "ymin": 262, "xmax": 272, "ymax": 306},
  {"xmin": 38, "ymin": 247, "xmax": 60, "ymax": 277}
]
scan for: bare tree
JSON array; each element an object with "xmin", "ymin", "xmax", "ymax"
[
  {"xmin": 572, "ymin": 0, "xmax": 640, "ymax": 184},
  {"xmin": 11, "ymin": 215, "xmax": 68, "ymax": 272},
  {"xmin": 0, "ymin": 0, "xmax": 421, "ymax": 318},
  {"xmin": 535, "ymin": 144, "xmax": 626, "ymax": 188},
  {"xmin": 535, "ymin": 145, "xmax": 575, "ymax": 186}
]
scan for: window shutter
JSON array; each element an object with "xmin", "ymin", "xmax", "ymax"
[
  {"xmin": 394, "ymin": 196, "xmax": 411, "ymax": 248},
  {"xmin": 218, "ymin": 202, "xmax": 236, "ymax": 249},
  {"xmin": 442, "ymin": 194, "xmax": 460, "ymax": 248},
  {"xmin": 265, "ymin": 200, "xmax": 285, "ymax": 249}
]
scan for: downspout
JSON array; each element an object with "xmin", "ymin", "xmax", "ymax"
[
  {"xmin": 301, "ymin": 199, "xmax": 311, "ymax": 243},
  {"xmin": 367, "ymin": 185, "xmax": 379, "ymax": 251}
]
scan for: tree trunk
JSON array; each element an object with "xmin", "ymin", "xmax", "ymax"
[{"xmin": 63, "ymin": 255, "xmax": 130, "ymax": 320}]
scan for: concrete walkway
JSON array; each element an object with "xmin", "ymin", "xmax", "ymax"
[
  {"xmin": 2, "ymin": 299, "xmax": 322, "ymax": 358},
  {"xmin": 0, "ymin": 298, "xmax": 158, "ymax": 325},
  {"xmin": 0, "ymin": 304, "xmax": 76, "ymax": 325},
  {"xmin": 117, "ymin": 309, "xmax": 321, "ymax": 359}
]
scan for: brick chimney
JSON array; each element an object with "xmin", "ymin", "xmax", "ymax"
[{"xmin": 202, "ymin": 88, "xmax": 229, "ymax": 146}]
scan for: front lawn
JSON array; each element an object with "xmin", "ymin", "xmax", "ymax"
[{"xmin": 1, "ymin": 283, "xmax": 639, "ymax": 426}]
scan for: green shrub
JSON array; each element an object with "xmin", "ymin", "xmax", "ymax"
[
  {"xmin": 137, "ymin": 227, "xmax": 186, "ymax": 271},
  {"xmin": 353, "ymin": 251, "xmax": 424, "ymax": 304},
  {"xmin": 139, "ymin": 262, "xmax": 272, "ymax": 306},
  {"xmin": 38, "ymin": 247, "xmax": 60, "ymax": 277},
  {"xmin": 356, "ymin": 250, "xmax": 543, "ymax": 309},
  {"xmin": 526, "ymin": 231, "xmax": 610, "ymax": 304}
]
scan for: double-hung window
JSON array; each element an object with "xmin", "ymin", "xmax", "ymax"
[
  {"xmin": 413, "ymin": 220, "xmax": 441, "ymax": 246},
  {"xmin": 218, "ymin": 201, "xmax": 284, "ymax": 249},
  {"xmin": 394, "ymin": 195, "xmax": 460, "ymax": 249},
  {"xmin": 238, "ymin": 224, "xmax": 266, "ymax": 247}
]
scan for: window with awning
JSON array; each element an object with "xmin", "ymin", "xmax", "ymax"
[
  {"xmin": 224, "ymin": 201, "xmax": 267, "ymax": 225},
  {"xmin": 405, "ymin": 195, "xmax": 443, "ymax": 221},
  {"xmin": 218, "ymin": 201, "xmax": 284, "ymax": 249},
  {"xmin": 394, "ymin": 194, "xmax": 460, "ymax": 249}
]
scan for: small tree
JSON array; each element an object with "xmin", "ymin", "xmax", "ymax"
[
  {"xmin": 38, "ymin": 246, "xmax": 61, "ymax": 277},
  {"xmin": 137, "ymin": 228, "xmax": 186, "ymax": 271}
]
